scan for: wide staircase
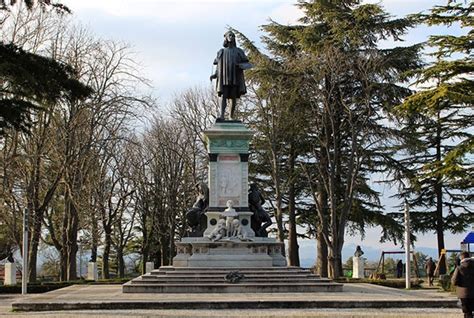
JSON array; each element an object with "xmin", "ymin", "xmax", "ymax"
[{"xmin": 123, "ymin": 266, "xmax": 343, "ymax": 293}]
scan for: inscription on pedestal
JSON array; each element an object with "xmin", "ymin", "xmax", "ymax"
[{"xmin": 217, "ymin": 155, "xmax": 241, "ymax": 207}]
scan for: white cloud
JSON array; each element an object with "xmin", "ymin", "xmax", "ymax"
[
  {"xmin": 268, "ymin": 2, "xmax": 303, "ymax": 25},
  {"xmin": 64, "ymin": 0, "xmax": 287, "ymax": 22}
]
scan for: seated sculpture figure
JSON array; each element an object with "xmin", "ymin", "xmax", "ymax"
[
  {"xmin": 221, "ymin": 200, "xmax": 239, "ymax": 237},
  {"xmin": 207, "ymin": 219, "xmax": 226, "ymax": 242},
  {"xmin": 186, "ymin": 182, "xmax": 209, "ymax": 236},
  {"xmin": 248, "ymin": 183, "xmax": 272, "ymax": 237}
]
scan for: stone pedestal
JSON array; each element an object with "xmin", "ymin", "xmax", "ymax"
[
  {"xmin": 174, "ymin": 237, "xmax": 286, "ymax": 267},
  {"xmin": 204, "ymin": 122, "xmax": 253, "ymax": 212},
  {"xmin": 172, "ymin": 121, "xmax": 287, "ymax": 268},
  {"xmin": 145, "ymin": 262, "xmax": 154, "ymax": 273},
  {"xmin": 4, "ymin": 262, "xmax": 16, "ymax": 285},
  {"xmin": 352, "ymin": 256, "xmax": 365, "ymax": 278},
  {"xmin": 87, "ymin": 262, "xmax": 98, "ymax": 281}
]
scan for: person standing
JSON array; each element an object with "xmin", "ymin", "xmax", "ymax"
[
  {"xmin": 451, "ymin": 252, "xmax": 474, "ymax": 318},
  {"xmin": 451, "ymin": 251, "xmax": 474, "ymax": 318},
  {"xmin": 425, "ymin": 257, "xmax": 436, "ymax": 286},
  {"xmin": 396, "ymin": 260, "xmax": 403, "ymax": 278}
]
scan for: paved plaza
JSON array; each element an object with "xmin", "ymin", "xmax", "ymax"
[{"xmin": 0, "ymin": 283, "xmax": 461, "ymax": 317}]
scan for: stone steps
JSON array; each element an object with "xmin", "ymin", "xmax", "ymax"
[
  {"xmin": 151, "ymin": 266, "xmax": 315, "ymax": 274},
  {"xmin": 136, "ymin": 277, "xmax": 329, "ymax": 283},
  {"xmin": 142, "ymin": 275, "xmax": 328, "ymax": 282},
  {"xmin": 123, "ymin": 282, "xmax": 341, "ymax": 293},
  {"xmin": 123, "ymin": 266, "xmax": 342, "ymax": 293}
]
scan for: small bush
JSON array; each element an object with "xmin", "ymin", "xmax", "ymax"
[
  {"xmin": 0, "ymin": 277, "xmax": 132, "ymax": 294},
  {"xmin": 438, "ymin": 274, "xmax": 455, "ymax": 292},
  {"xmin": 335, "ymin": 277, "xmax": 422, "ymax": 289},
  {"xmin": 0, "ymin": 281, "xmax": 72, "ymax": 294}
]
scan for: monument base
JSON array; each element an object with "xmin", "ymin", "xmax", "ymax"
[
  {"xmin": 173, "ymin": 237, "xmax": 286, "ymax": 267},
  {"xmin": 145, "ymin": 262, "xmax": 154, "ymax": 273},
  {"xmin": 352, "ymin": 256, "xmax": 365, "ymax": 279},
  {"xmin": 87, "ymin": 262, "xmax": 98, "ymax": 281}
]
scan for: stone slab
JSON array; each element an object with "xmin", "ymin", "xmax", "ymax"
[
  {"xmin": 145, "ymin": 262, "xmax": 154, "ymax": 273},
  {"xmin": 4, "ymin": 262, "xmax": 16, "ymax": 285},
  {"xmin": 87, "ymin": 262, "xmax": 98, "ymax": 281},
  {"xmin": 173, "ymin": 239, "xmax": 286, "ymax": 267},
  {"xmin": 186, "ymin": 254, "xmax": 273, "ymax": 267}
]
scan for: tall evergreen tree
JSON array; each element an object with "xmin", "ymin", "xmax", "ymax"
[
  {"xmin": 239, "ymin": 0, "xmax": 421, "ymax": 277},
  {"xmin": 395, "ymin": 0, "xmax": 473, "ymax": 273},
  {"xmin": 234, "ymin": 27, "xmax": 310, "ymax": 266},
  {"xmin": 0, "ymin": 1, "xmax": 82, "ymax": 136}
]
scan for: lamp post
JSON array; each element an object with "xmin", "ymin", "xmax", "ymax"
[
  {"xmin": 404, "ymin": 201, "xmax": 411, "ymax": 289},
  {"xmin": 22, "ymin": 208, "xmax": 29, "ymax": 295}
]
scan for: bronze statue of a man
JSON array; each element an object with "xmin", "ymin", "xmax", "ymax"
[{"xmin": 210, "ymin": 31, "xmax": 251, "ymax": 121}]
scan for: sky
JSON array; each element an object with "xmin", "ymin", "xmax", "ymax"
[{"xmin": 60, "ymin": 0, "xmax": 470, "ymax": 262}]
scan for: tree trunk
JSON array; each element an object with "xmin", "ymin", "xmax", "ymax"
[
  {"xmin": 141, "ymin": 242, "xmax": 149, "ymax": 275},
  {"xmin": 317, "ymin": 229, "xmax": 328, "ymax": 277},
  {"xmin": 117, "ymin": 248, "xmax": 125, "ymax": 278},
  {"xmin": 67, "ymin": 241, "xmax": 78, "ymax": 281},
  {"xmin": 60, "ymin": 247, "xmax": 68, "ymax": 281},
  {"xmin": 60, "ymin": 206, "xmax": 69, "ymax": 281},
  {"xmin": 435, "ymin": 117, "xmax": 446, "ymax": 274},
  {"xmin": 140, "ymin": 214, "xmax": 149, "ymax": 274},
  {"xmin": 328, "ymin": 243, "xmax": 343, "ymax": 279},
  {"xmin": 91, "ymin": 212, "xmax": 98, "ymax": 263},
  {"xmin": 169, "ymin": 222, "xmax": 176, "ymax": 265},
  {"xmin": 287, "ymin": 145, "xmax": 299, "ymax": 266},
  {"xmin": 160, "ymin": 234, "xmax": 170, "ymax": 266},
  {"xmin": 271, "ymin": 150, "xmax": 285, "ymax": 243},
  {"xmin": 141, "ymin": 241, "xmax": 149, "ymax": 275},
  {"xmin": 154, "ymin": 249, "xmax": 162, "ymax": 268},
  {"xmin": 28, "ymin": 211, "xmax": 41, "ymax": 282},
  {"xmin": 102, "ymin": 229, "xmax": 112, "ymax": 279},
  {"xmin": 66, "ymin": 198, "xmax": 79, "ymax": 280}
]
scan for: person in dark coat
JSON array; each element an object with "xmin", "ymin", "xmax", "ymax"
[
  {"xmin": 396, "ymin": 260, "xmax": 403, "ymax": 278},
  {"xmin": 425, "ymin": 257, "xmax": 436, "ymax": 286},
  {"xmin": 451, "ymin": 251, "xmax": 474, "ymax": 318}
]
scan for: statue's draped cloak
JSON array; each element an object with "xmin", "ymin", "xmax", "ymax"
[{"xmin": 214, "ymin": 47, "xmax": 248, "ymax": 98}]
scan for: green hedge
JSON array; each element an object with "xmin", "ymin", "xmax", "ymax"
[
  {"xmin": 0, "ymin": 278, "xmax": 131, "ymax": 294},
  {"xmin": 335, "ymin": 277, "xmax": 423, "ymax": 289}
]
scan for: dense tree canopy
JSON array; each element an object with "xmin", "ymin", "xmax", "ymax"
[
  {"xmin": 235, "ymin": 0, "xmax": 424, "ymax": 277},
  {"xmin": 0, "ymin": 0, "xmax": 80, "ymax": 136},
  {"xmin": 0, "ymin": 43, "xmax": 91, "ymax": 134},
  {"xmin": 394, "ymin": 0, "xmax": 473, "ymax": 273},
  {"xmin": 0, "ymin": 0, "xmax": 471, "ymax": 281}
]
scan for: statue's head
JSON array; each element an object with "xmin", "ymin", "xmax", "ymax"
[{"xmin": 223, "ymin": 31, "xmax": 236, "ymax": 48}]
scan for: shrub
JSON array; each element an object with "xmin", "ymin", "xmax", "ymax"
[
  {"xmin": 438, "ymin": 274, "xmax": 455, "ymax": 292},
  {"xmin": 0, "ymin": 277, "xmax": 131, "ymax": 294}
]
